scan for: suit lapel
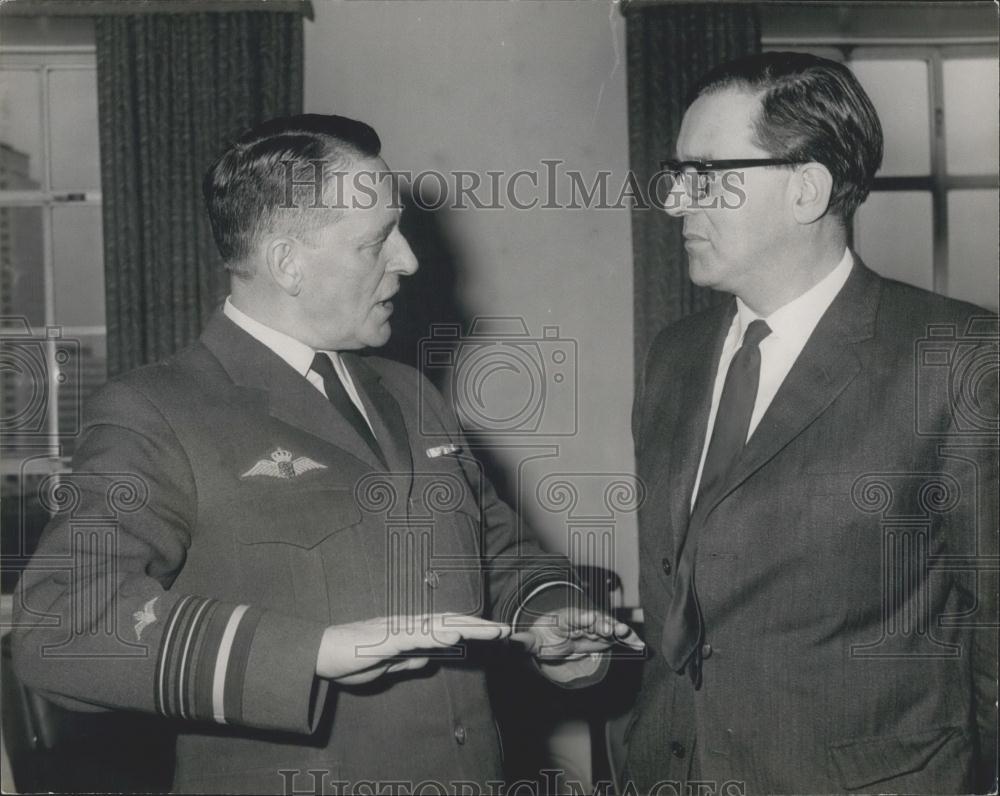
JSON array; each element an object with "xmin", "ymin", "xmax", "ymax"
[
  {"xmin": 665, "ymin": 302, "xmax": 736, "ymax": 560},
  {"xmin": 200, "ymin": 312, "xmax": 384, "ymax": 470},
  {"xmin": 701, "ymin": 260, "xmax": 881, "ymax": 519}
]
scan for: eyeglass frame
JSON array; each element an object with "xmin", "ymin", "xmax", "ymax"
[
  {"xmin": 659, "ymin": 157, "xmax": 806, "ymax": 173},
  {"xmin": 656, "ymin": 157, "xmax": 808, "ymax": 204}
]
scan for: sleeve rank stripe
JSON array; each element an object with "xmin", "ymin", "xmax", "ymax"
[
  {"xmin": 155, "ymin": 595, "xmax": 197, "ymax": 716},
  {"xmin": 222, "ymin": 606, "xmax": 264, "ymax": 726},
  {"xmin": 154, "ymin": 595, "xmax": 216, "ymax": 719},
  {"xmin": 174, "ymin": 598, "xmax": 213, "ymax": 720},
  {"xmin": 211, "ymin": 604, "xmax": 250, "ymax": 724}
]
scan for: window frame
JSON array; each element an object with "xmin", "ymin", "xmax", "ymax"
[
  {"xmin": 0, "ymin": 45, "xmax": 103, "ymax": 474},
  {"xmin": 761, "ymin": 39, "xmax": 1000, "ymax": 298}
]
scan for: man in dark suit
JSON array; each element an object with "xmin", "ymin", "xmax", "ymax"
[
  {"xmin": 12, "ymin": 114, "xmax": 640, "ymax": 794},
  {"xmin": 627, "ymin": 53, "xmax": 997, "ymax": 794}
]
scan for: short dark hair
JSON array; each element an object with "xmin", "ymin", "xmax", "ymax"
[
  {"xmin": 203, "ymin": 114, "xmax": 381, "ymax": 276},
  {"xmin": 692, "ymin": 52, "xmax": 883, "ymax": 223}
]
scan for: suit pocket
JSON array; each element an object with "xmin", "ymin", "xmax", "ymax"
[
  {"xmin": 828, "ymin": 725, "xmax": 970, "ymax": 791},
  {"xmin": 237, "ymin": 490, "xmax": 363, "ymax": 548}
]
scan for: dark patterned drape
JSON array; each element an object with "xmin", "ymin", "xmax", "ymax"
[
  {"xmin": 625, "ymin": 2, "xmax": 760, "ymax": 379},
  {"xmin": 96, "ymin": 10, "xmax": 305, "ymax": 376}
]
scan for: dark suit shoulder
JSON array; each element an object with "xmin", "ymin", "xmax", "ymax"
[
  {"xmin": 641, "ymin": 300, "xmax": 733, "ymax": 380},
  {"xmin": 877, "ymin": 276, "xmax": 996, "ymax": 333}
]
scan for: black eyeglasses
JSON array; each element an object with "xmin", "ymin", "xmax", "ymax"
[{"xmin": 658, "ymin": 158, "xmax": 805, "ymax": 200}]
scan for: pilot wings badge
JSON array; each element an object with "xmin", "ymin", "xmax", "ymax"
[
  {"xmin": 241, "ymin": 447, "xmax": 327, "ymax": 480},
  {"xmin": 133, "ymin": 596, "xmax": 158, "ymax": 641}
]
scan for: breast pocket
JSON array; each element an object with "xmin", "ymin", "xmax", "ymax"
[
  {"xmin": 406, "ymin": 460, "xmax": 486, "ymax": 615},
  {"xmin": 828, "ymin": 725, "xmax": 972, "ymax": 792},
  {"xmin": 235, "ymin": 489, "xmax": 367, "ymax": 622},
  {"xmin": 238, "ymin": 488, "xmax": 363, "ymax": 548}
]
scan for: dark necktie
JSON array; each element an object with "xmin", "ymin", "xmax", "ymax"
[
  {"xmin": 695, "ymin": 319, "xmax": 773, "ymax": 509},
  {"xmin": 662, "ymin": 319, "xmax": 772, "ymax": 678},
  {"xmin": 310, "ymin": 352, "xmax": 385, "ymax": 465}
]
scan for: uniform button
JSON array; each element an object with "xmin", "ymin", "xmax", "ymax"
[
  {"xmin": 670, "ymin": 741, "xmax": 685, "ymax": 758},
  {"xmin": 661, "ymin": 557, "xmax": 672, "ymax": 575},
  {"xmin": 424, "ymin": 570, "xmax": 440, "ymax": 588},
  {"xmin": 453, "ymin": 725, "xmax": 467, "ymax": 745},
  {"xmin": 701, "ymin": 643, "xmax": 713, "ymax": 659}
]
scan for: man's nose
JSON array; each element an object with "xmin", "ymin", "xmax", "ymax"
[
  {"xmin": 663, "ymin": 177, "xmax": 693, "ymax": 218},
  {"xmin": 387, "ymin": 231, "xmax": 419, "ymax": 275}
]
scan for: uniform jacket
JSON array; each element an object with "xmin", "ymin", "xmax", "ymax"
[
  {"xmin": 13, "ymin": 311, "xmax": 578, "ymax": 794},
  {"xmin": 626, "ymin": 261, "xmax": 998, "ymax": 794}
]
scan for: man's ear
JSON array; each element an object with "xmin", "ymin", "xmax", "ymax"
[
  {"xmin": 262, "ymin": 235, "xmax": 303, "ymax": 296},
  {"xmin": 790, "ymin": 162, "xmax": 834, "ymax": 224}
]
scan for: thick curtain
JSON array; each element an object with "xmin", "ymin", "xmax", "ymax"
[
  {"xmin": 96, "ymin": 10, "xmax": 305, "ymax": 376},
  {"xmin": 625, "ymin": 2, "xmax": 760, "ymax": 378}
]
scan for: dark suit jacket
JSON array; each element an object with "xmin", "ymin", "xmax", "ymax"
[
  {"xmin": 13, "ymin": 312, "xmax": 577, "ymax": 794},
  {"xmin": 627, "ymin": 261, "xmax": 998, "ymax": 794}
]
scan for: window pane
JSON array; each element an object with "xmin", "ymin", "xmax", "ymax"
[
  {"xmin": 58, "ymin": 330, "xmax": 106, "ymax": 456},
  {"xmin": 850, "ymin": 60, "xmax": 930, "ymax": 176},
  {"xmin": 1, "ymin": 204, "xmax": 46, "ymax": 326},
  {"xmin": 943, "ymin": 58, "xmax": 1000, "ymax": 175},
  {"xmin": 52, "ymin": 203, "xmax": 104, "ymax": 327},
  {"xmin": 948, "ymin": 190, "xmax": 999, "ymax": 311},
  {"xmin": 48, "ymin": 67, "xmax": 100, "ymax": 190},
  {"xmin": 854, "ymin": 191, "xmax": 934, "ymax": 290},
  {"xmin": 0, "ymin": 68, "xmax": 44, "ymax": 187},
  {"xmin": 1, "ymin": 468, "xmax": 53, "ymax": 593}
]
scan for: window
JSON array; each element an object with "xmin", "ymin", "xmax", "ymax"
[
  {"xmin": 1, "ymin": 30, "xmax": 104, "ymax": 587},
  {"xmin": 763, "ymin": 42, "xmax": 1000, "ymax": 311}
]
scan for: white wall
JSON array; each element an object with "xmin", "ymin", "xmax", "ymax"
[{"xmin": 305, "ymin": 0, "xmax": 639, "ymax": 604}]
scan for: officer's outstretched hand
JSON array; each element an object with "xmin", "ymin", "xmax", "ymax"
[
  {"xmin": 316, "ymin": 613, "xmax": 511, "ymax": 686},
  {"xmin": 514, "ymin": 607, "xmax": 643, "ymax": 661}
]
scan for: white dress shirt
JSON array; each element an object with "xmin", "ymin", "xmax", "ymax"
[
  {"xmin": 690, "ymin": 249, "xmax": 854, "ymax": 508},
  {"xmin": 223, "ymin": 298, "xmax": 376, "ymax": 435}
]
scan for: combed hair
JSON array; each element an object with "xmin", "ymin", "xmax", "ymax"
[
  {"xmin": 203, "ymin": 114, "xmax": 381, "ymax": 277},
  {"xmin": 692, "ymin": 52, "xmax": 883, "ymax": 223}
]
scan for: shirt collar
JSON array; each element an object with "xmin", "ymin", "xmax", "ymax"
[
  {"xmin": 735, "ymin": 248, "xmax": 854, "ymax": 344},
  {"xmin": 223, "ymin": 297, "xmax": 319, "ymax": 377}
]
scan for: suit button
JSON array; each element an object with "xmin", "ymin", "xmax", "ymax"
[
  {"xmin": 454, "ymin": 725, "xmax": 466, "ymax": 745},
  {"xmin": 661, "ymin": 557, "xmax": 672, "ymax": 575},
  {"xmin": 424, "ymin": 570, "xmax": 440, "ymax": 588},
  {"xmin": 701, "ymin": 643, "xmax": 713, "ymax": 659},
  {"xmin": 671, "ymin": 741, "xmax": 685, "ymax": 758}
]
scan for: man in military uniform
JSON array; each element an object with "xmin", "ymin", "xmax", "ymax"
[{"xmin": 13, "ymin": 114, "xmax": 639, "ymax": 794}]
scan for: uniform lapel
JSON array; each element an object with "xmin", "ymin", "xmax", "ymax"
[
  {"xmin": 343, "ymin": 353, "xmax": 414, "ymax": 477},
  {"xmin": 701, "ymin": 260, "xmax": 881, "ymax": 519},
  {"xmin": 200, "ymin": 312, "xmax": 384, "ymax": 470}
]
